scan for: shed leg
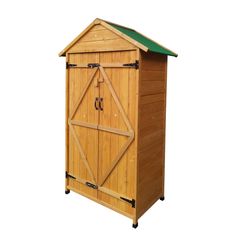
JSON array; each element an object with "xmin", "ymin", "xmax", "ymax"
[
  {"xmin": 132, "ymin": 219, "xmax": 138, "ymax": 228},
  {"xmin": 160, "ymin": 196, "xmax": 165, "ymax": 201},
  {"xmin": 65, "ymin": 180, "xmax": 70, "ymax": 194},
  {"xmin": 65, "ymin": 172, "xmax": 70, "ymax": 194}
]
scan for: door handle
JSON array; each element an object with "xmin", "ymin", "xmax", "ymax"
[
  {"xmin": 99, "ymin": 98, "xmax": 103, "ymax": 111},
  {"xmin": 94, "ymin": 97, "xmax": 99, "ymax": 110}
]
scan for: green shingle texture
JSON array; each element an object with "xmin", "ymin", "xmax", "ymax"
[{"xmin": 107, "ymin": 22, "xmax": 177, "ymax": 57}]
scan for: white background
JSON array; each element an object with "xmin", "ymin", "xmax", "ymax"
[{"xmin": 0, "ymin": 0, "xmax": 236, "ymax": 235}]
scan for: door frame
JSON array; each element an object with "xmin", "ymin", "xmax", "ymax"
[{"xmin": 66, "ymin": 61, "xmax": 137, "ymax": 208}]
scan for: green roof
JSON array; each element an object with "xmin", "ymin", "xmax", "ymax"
[{"xmin": 107, "ymin": 22, "xmax": 178, "ymax": 57}]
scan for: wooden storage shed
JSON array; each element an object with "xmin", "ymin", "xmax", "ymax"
[{"xmin": 59, "ymin": 18, "xmax": 177, "ymax": 228}]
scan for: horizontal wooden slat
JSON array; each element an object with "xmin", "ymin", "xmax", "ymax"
[
  {"xmin": 140, "ymin": 122, "xmax": 165, "ymax": 137},
  {"xmin": 138, "ymin": 137, "xmax": 163, "ymax": 153},
  {"xmin": 139, "ymin": 154, "xmax": 163, "ymax": 181},
  {"xmin": 70, "ymin": 120, "xmax": 97, "ymax": 129},
  {"xmin": 138, "ymin": 141, "xmax": 163, "ymax": 156},
  {"xmin": 140, "ymin": 93, "xmax": 165, "ymax": 105},
  {"xmin": 140, "ymin": 70, "xmax": 165, "ymax": 80},
  {"xmin": 66, "ymin": 63, "xmax": 138, "ymax": 68},
  {"xmin": 139, "ymin": 129, "xmax": 164, "ymax": 150},
  {"xmin": 68, "ymin": 48, "xmax": 137, "ymax": 54},
  {"xmin": 140, "ymin": 114, "xmax": 164, "ymax": 129},
  {"xmin": 140, "ymin": 80, "xmax": 165, "ymax": 95},
  {"xmin": 140, "ymin": 101, "xmax": 165, "ymax": 114},
  {"xmin": 140, "ymin": 110, "xmax": 164, "ymax": 125},
  {"xmin": 70, "ymin": 120, "xmax": 132, "ymax": 137},
  {"xmin": 89, "ymin": 24, "xmax": 106, "ymax": 31},
  {"xmin": 68, "ymin": 38, "xmax": 136, "ymax": 53},
  {"xmin": 141, "ymin": 51, "xmax": 167, "ymax": 70},
  {"xmin": 80, "ymin": 29, "xmax": 119, "ymax": 42}
]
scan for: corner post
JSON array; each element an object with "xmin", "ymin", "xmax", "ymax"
[{"xmin": 65, "ymin": 53, "xmax": 70, "ymax": 194}]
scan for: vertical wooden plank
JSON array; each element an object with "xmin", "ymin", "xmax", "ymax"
[
  {"xmin": 134, "ymin": 49, "xmax": 140, "ymax": 223},
  {"xmin": 161, "ymin": 56, "xmax": 168, "ymax": 197},
  {"xmin": 65, "ymin": 53, "xmax": 69, "ymax": 191},
  {"xmin": 126, "ymin": 50, "xmax": 137, "ymax": 215},
  {"xmin": 68, "ymin": 53, "xmax": 74, "ymax": 189},
  {"xmin": 78, "ymin": 53, "xmax": 89, "ymax": 194},
  {"xmin": 85, "ymin": 52, "xmax": 99, "ymax": 197},
  {"xmin": 117, "ymin": 51, "xmax": 129, "ymax": 212},
  {"xmin": 73, "ymin": 54, "xmax": 81, "ymax": 191},
  {"xmin": 108, "ymin": 52, "xmax": 120, "ymax": 208},
  {"xmin": 98, "ymin": 52, "xmax": 112, "ymax": 204}
]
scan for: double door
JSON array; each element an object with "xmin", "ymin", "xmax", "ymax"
[{"xmin": 66, "ymin": 51, "xmax": 137, "ymax": 214}]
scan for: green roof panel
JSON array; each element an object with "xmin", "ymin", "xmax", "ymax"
[{"xmin": 107, "ymin": 22, "xmax": 178, "ymax": 57}]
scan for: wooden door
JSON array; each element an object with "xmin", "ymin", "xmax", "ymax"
[
  {"xmin": 97, "ymin": 51, "xmax": 137, "ymax": 216},
  {"xmin": 67, "ymin": 53, "xmax": 100, "ymax": 199},
  {"xmin": 66, "ymin": 51, "xmax": 138, "ymax": 216}
]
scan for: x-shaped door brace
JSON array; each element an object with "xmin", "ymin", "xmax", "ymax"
[{"xmin": 68, "ymin": 66, "xmax": 134, "ymax": 189}]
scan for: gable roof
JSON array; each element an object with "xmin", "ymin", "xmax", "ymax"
[{"xmin": 59, "ymin": 18, "xmax": 178, "ymax": 57}]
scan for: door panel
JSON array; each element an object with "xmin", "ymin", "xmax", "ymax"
[
  {"xmin": 67, "ymin": 51, "xmax": 138, "ymax": 214},
  {"xmin": 97, "ymin": 51, "xmax": 137, "ymax": 214},
  {"xmin": 68, "ymin": 53, "xmax": 99, "ymax": 198}
]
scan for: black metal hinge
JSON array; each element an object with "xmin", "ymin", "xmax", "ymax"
[
  {"xmin": 87, "ymin": 63, "xmax": 100, "ymax": 68},
  {"xmin": 85, "ymin": 182, "xmax": 98, "ymax": 189},
  {"xmin": 123, "ymin": 60, "xmax": 139, "ymax": 69},
  {"xmin": 66, "ymin": 62, "xmax": 77, "ymax": 69},
  {"xmin": 120, "ymin": 197, "xmax": 136, "ymax": 208},
  {"xmin": 65, "ymin": 171, "xmax": 76, "ymax": 179}
]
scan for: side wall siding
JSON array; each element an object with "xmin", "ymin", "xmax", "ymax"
[{"xmin": 137, "ymin": 51, "xmax": 167, "ymax": 217}]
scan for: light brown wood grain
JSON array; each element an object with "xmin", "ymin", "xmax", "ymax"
[
  {"xmin": 162, "ymin": 56, "xmax": 168, "ymax": 199},
  {"xmin": 89, "ymin": 24, "xmax": 106, "ymax": 31},
  {"xmin": 140, "ymin": 80, "xmax": 166, "ymax": 95},
  {"xmin": 100, "ymin": 20, "xmax": 148, "ymax": 52},
  {"xmin": 65, "ymin": 53, "xmax": 69, "ymax": 191},
  {"xmin": 68, "ymin": 38, "xmax": 136, "ymax": 53},
  {"xmin": 140, "ymin": 70, "xmax": 165, "ymax": 81},
  {"xmin": 59, "ymin": 20, "xmax": 96, "ymax": 56},
  {"xmin": 68, "ymin": 183, "xmax": 134, "ymax": 219},
  {"xmin": 63, "ymin": 34, "xmax": 168, "ymax": 225},
  {"xmin": 140, "ymin": 93, "xmax": 165, "ymax": 105},
  {"xmin": 136, "ymin": 51, "xmax": 167, "ymax": 218},
  {"xmin": 79, "ymin": 29, "xmax": 119, "ymax": 42}
]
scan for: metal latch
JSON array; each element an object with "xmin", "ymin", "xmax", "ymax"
[
  {"xmin": 87, "ymin": 63, "xmax": 100, "ymax": 68},
  {"xmin": 85, "ymin": 182, "xmax": 98, "ymax": 189},
  {"xmin": 123, "ymin": 60, "xmax": 139, "ymax": 69},
  {"xmin": 120, "ymin": 197, "xmax": 136, "ymax": 208}
]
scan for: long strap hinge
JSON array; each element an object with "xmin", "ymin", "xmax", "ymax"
[
  {"xmin": 123, "ymin": 60, "xmax": 139, "ymax": 69},
  {"xmin": 120, "ymin": 197, "xmax": 136, "ymax": 208},
  {"xmin": 66, "ymin": 62, "xmax": 77, "ymax": 69},
  {"xmin": 65, "ymin": 171, "xmax": 76, "ymax": 179}
]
